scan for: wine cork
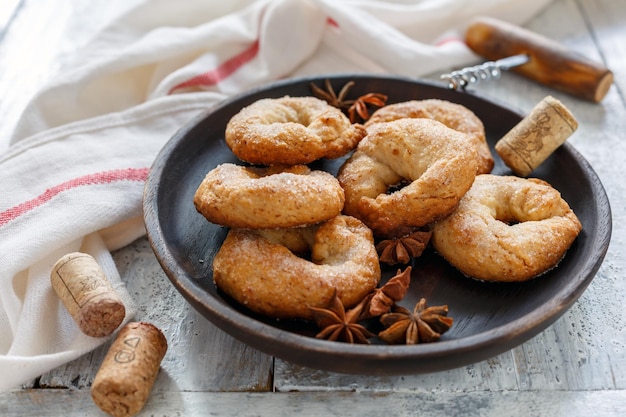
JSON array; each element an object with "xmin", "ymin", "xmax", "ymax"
[
  {"xmin": 91, "ymin": 322, "xmax": 168, "ymax": 417},
  {"xmin": 495, "ymin": 96, "xmax": 578, "ymax": 176},
  {"xmin": 51, "ymin": 252, "xmax": 125, "ymax": 337}
]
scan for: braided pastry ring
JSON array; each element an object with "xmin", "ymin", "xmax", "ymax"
[
  {"xmin": 212, "ymin": 215, "xmax": 381, "ymax": 319},
  {"xmin": 431, "ymin": 174, "xmax": 582, "ymax": 282}
]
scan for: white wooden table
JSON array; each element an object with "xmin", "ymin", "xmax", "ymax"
[{"xmin": 1, "ymin": 0, "xmax": 625, "ymax": 415}]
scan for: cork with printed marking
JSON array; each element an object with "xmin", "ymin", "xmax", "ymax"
[
  {"xmin": 91, "ymin": 322, "xmax": 168, "ymax": 417},
  {"xmin": 495, "ymin": 96, "xmax": 578, "ymax": 176},
  {"xmin": 51, "ymin": 252, "xmax": 125, "ymax": 337}
]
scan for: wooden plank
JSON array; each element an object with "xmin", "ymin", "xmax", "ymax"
[
  {"xmin": 517, "ymin": 0, "xmax": 626, "ymax": 392},
  {"xmin": 473, "ymin": 0, "xmax": 626, "ymax": 392},
  {"xmin": 578, "ymin": 0, "xmax": 626, "ymax": 103},
  {"xmin": 1, "ymin": 389, "xmax": 625, "ymax": 417},
  {"xmin": 275, "ymin": 350, "xmax": 521, "ymax": 392}
]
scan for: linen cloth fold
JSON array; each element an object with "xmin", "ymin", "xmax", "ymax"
[{"xmin": 0, "ymin": 0, "xmax": 552, "ymax": 391}]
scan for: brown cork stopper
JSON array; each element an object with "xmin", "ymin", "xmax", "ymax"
[
  {"xmin": 495, "ymin": 96, "xmax": 578, "ymax": 176},
  {"xmin": 91, "ymin": 322, "xmax": 168, "ymax": 417},
  {"xmin": 51, "ymin": 252, "xmax": 125, "ymax": 337}
]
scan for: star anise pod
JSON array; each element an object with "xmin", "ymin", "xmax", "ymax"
[
  {"xmin": 310, "ymin": 79, "xmax": 355, "ymax": 109},
  {"xmin": 309, "ymin": 290, "xmax": 375, "ymax": 344},
  {"xmin": 378, "ymin": 298, "xmax": 453, "ymax": 345},
  {"xmin": 359, "ymin": 267, "xmax": 412, "ymax": 320},
  {"xmin": 347, "ymin": 92, "xmax": 387, "ymax": 123},
  {"xmin": 310, "ymin": 79, "xmax": 387, "ymax": 123},
  {"xmin": 376, "ymin": 229, "xmax": 432, "ymax": 265}
]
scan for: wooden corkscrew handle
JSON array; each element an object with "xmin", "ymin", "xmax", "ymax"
[{"xmin": 465, "ymin": 17, "xmax": 613, "ymax": 102}]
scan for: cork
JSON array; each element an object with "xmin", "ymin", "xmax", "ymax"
[
  {"xmin": 91, "ymin": 322, "xmax": 168, "ymax": 417},
  {"xmin": 495, "ymin": 96, "xmax": 578, "ymax": 176},
  {"xmin": 51, "ymin": 252, "xmax": 125, "ymax": 337}
]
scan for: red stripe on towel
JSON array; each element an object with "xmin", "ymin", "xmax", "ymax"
[
  {"xmin": 0, "ymin": 167, "xmax": 149, "ymax": 227},
  {"xmin": 169, "ymin": 40, "xmax": 260, "ymax": 93},
  {"xmin": 435, "ymin": 36, "xmax": 464, "ymax": 46}
]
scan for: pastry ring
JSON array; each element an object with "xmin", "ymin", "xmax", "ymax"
[
  {"xmin": 365, "ymin": 99, "xmax": 494, "ymax": 174},
  {"xmin": 212, "ymin": 215, "xmax": 381, "ymax": 319},
  {"xmin": 225, "ymin": 96, "xmax": 366, "ymax": 165},
  {"xmin": 194, "ymin": 163, "xmax": 344, "ymax": 229},
  {"xmin": 338, "ymin": 118, "xmax": 479, "ymax": 238},
  {"xmin": 431, "ymin": 174, "xmax": 582, "ymax": 282}
]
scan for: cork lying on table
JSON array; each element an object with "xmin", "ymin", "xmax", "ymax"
[
  {"xmin": 91, "ymin": 322, "xmax": 168, "ymax": 417},
  {"xmin": 495, "ymin": 95, "xmax": 578, "ymax": 177},
  {"xmin": 50, "ymin": 252, "xmax": 125, "ymax": 337}
]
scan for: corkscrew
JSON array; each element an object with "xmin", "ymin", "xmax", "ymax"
[
  {"xmin": 441, "ymin": 54, "xmax": 529, "ymax": 90},
  {"xmin": 440, "ymin": 17, "xmax": 613, "ymax": 103}
]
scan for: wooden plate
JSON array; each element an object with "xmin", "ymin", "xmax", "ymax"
[{"xmin": 143, "ymin": 75, "xmax": 611, "ymax": 375}]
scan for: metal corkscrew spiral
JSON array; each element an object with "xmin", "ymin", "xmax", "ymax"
[{"xmin": 441, "ymin": 54, "xmax": 529, "ymax": 90}]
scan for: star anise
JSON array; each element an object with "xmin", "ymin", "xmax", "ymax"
[
  {"xmin": 310, "ymin": 79, "xmax": 387, "ymax": 123},
  {"xmin": 376, "ymin": 229, "xmax": 432, "ymax": 265},
  {"xmin": 378, "ymin": 298, "xmax": 453, "ymax": 345},
  {"xmin": 347, "ymin": 92, "xmax": 387, "ymax": 123},
  {"xmin": 310, "ymin": 79, "xmax": 355, "ymax": 109},
  {"xmin": 359, "ymin": 267, "xmax": 412, "ymax": 320},
  {"xmin": 309, "ymin": 290, "xmax": 375, "ymax": 344}
]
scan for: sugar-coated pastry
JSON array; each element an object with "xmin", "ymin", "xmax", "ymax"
[
  {"xmin": 365, "ymin": 99, "xmax": 493, "ymax": 174},
  {"xmin": 225, "ymin": 96, "xmax": 366, "ymax": 165},
  {"xmin": 338, "ymin": 118, "xmax": 478, "ymax": 238},
  {"xmin": 194, "ymin": 163, "xmax": 344, "ymax": 229},
  {"xmin": 213, "ymin": 215, "xmax": 381, "ymax": 320},
  {"xmin": 431, "ymin": 174, "xmax": 582, "ymax": 282}
]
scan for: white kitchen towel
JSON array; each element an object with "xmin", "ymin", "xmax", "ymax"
[{"xmin": 0, "ymin": 0, "xmax": 553, "ymax": 391}]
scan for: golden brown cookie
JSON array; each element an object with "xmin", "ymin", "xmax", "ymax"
[
  {"xmin": 225, "ymin": 96, "xmax": 366, "ymax": 165},
  {"xmin": 431, "ymin": 174, "xmax": 582, "ymax": 282},
  {"xmin": 365, "ymin": 99, "xmax": 493, "ymax": 174},
  {"xmin": 337, "ymin": 118, "xmax": 478, "ymax": 238},
  {"xmin": 212, "ymin": 215, "xmax": 381, "ymax": 320},
  {"xmin": 194, "ymin": 163, "xmax": 344, "ymax": 229}
]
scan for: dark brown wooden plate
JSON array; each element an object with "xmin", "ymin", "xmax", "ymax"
[{"xmin": 143, "ymin": 75, "xmax": 611, "ymax": 375}]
